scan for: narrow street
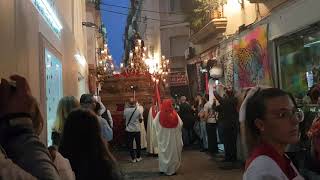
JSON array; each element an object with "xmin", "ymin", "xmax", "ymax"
[{"xmin": 115, "ymin": 149, "xmax": 243, "ymax": 180}]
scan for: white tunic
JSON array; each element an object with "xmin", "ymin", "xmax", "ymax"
[
  {"xmin": 153, "ymin": 113, "xmax": 183, "ymax": 175},
  {"xmin": 243, "ymin": 155, "xmax": 304, "ymax": 180},
  {"xmin": 146, "ymin": 108, "xmax": 158, "ymax": 154}
]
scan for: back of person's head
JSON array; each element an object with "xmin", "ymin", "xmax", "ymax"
[
  {"xmin": 245, "ymin": 88, "xmax": 296, "ymax": 152},
  {"xmin": 129, "ymin": 98, "xmax": 136, "ymax": 107},
  {"xmin": 59, "ymin": 108, "xmax": 108, "ymax": 155},
  {"xmin": 53, "ymin": 96, "xmax": 79, "ymax": 133},
  {"xmin": 59, "ymin": 108, "xmax": 117, "ymax": 178},
  {"xmin": 180, "ymin": 96, "xmax": 187, "ymax": 103},
  {"xmin": 80, "ymin": 94, "xmax": 94, "ymax": 105}
]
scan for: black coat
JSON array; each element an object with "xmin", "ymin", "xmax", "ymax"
[
  {"xmin": 215, "ymin": 94, "xmax": 239, "ymax": 129},
  {"xmin": 178, "ymin": 102, "xmax": 195, "ymax": 129}
]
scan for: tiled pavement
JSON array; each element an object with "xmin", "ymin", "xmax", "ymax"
[{"xmin": 114, "ymin": 148, "xmax": 243, "ymax": 180}]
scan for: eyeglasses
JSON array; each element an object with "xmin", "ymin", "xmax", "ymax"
[{"xmin": 269, "ymin": 108, "xmax": 304, "ymax": 122}]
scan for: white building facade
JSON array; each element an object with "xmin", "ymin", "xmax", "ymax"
[{"xmin": 0, "ymin": 0, "xmax": 92, "ymax": 144}]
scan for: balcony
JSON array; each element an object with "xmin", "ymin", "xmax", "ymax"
[{"xmin": 190, "ymin": 17, "xmax": 227, "ymax": 44}]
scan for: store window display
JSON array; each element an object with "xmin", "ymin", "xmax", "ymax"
[{"xmin": 278, "ymin": 30, "xmax": 320, "ymax": 97}]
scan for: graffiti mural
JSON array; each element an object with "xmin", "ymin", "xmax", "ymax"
[{"xmin": 233, "ymin": 24, "xmax": 273, "ymax": 88}]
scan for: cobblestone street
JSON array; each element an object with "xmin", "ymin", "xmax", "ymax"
[{"xmin": 115, "ymin": 149, "xmax": 243, "ymax": 180}]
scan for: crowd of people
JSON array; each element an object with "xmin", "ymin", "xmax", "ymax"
[
  {"xmin": 0, "ymin": 74, "xmax": 319, "ymax": 179},
  {"xmin": 0, "ymin": 75, "xmax": 121, "ymax": 180}
]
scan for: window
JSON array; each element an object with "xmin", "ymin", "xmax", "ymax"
[
  {"xmin": 169, "ymin": 0, "xmax": 181, "ymax": 12},
  {"xmin": 170, "ymin": 36, "xmax": 189, "ymax": 57},
  {"xmin": 277, "ymin": 29, "xmax": 320, "ymax": 97},
  {"xmin": 45, "ymin": 49, "xmax": 63, "ymax": 146}
]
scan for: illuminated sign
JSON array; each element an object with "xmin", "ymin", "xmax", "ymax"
[
  {"xmin": 168, "ymin": 71, "xmax": 188, "ymax": 87},
  {"xmin": 33, "ymin": 0, "xmax": 63, "ymax": 37}
]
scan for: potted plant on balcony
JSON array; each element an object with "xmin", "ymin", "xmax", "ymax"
[{"xmin": 187, "ymin": 0, "xmax": 227, "ymax": 32}]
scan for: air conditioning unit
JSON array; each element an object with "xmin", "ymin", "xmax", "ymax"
[{"xmin": 184, "ymin": 47, "xmax": 195, "ymax": 59}]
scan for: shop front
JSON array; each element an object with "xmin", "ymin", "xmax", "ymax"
[{"xmin": 275, "ymin": 24, "xmax": 320, "ymax": 98}]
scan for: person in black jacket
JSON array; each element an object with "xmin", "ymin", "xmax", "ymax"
[
  {"xmin": 214, "ymin": 88, "xmax": 239, "ymax": 164},
  {"xmin": 178, "ymin": 96, "xmax": 196, "ymax": 146}
]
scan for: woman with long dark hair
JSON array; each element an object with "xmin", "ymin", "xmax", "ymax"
[{"xmin": 59, "ymin": 108, "xmax": 122, "ymax": 180}]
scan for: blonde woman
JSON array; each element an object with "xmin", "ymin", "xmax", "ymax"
[{"xmin": 52, "ymin": 96, "xmax": 80, "ymax": 147}]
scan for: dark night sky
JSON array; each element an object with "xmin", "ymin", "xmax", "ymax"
[{"xmin": 100, "ymin": 0, "xmax": 129, "ymax": 67}]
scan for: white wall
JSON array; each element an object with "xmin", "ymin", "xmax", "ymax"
[
  {"xmin": 139, "ymin": 0, "xmax": 161, "ymax": 61},
  {"xmin": 159, "ymin": 0, "xmax": 190, "ymax": 70},
  {"xmin": 0, "ymin": 0, "xmax": 88, "ymax": 143},
  {"xmin": 267, "ymin": 0, "xmax": 320, "ymax": 40}
]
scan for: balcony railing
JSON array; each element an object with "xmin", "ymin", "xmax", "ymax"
[
  {"xmin": 189, "ymin": 18, "xmax": 227, "ymax": 44},
  {"xmin": 190, "ymin": 10, "xmax": 227, "ymax": 44}
]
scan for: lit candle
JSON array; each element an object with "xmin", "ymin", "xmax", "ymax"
[
  {"xmin": 104, "ymin": 44, "xmax": 108, "ymax": 48},
  {"xmin": 111, "ymin": 64, "xmax": 114, "ymax": 69},
  {"xmin": 103, "ymin": 67, "xmax": 107, "ymax": 71},
  {"xmin": 137, "ymin": 39, "xmax": 142, "ymax": 46},
  {"xmin": 129, "ymin": 51, "xmax": 133, "ymax": 59},
  {"xmin": 143, "ymin": 47, "xmax": 147, "ymax": 51},
  {"xmin": 120, "ymin": 63, "xmax": 124, "ymax": 68},
  {"xmin": 131, "ymin": 62, "xmax": 134, "ymax": 67},
  {"xmin": 135, "ymin": 46, "xmax": 139, "ymax": 52},
  {"xmin": 101, "ymin": 50, "xmax": 105, "ymax": 54},
  {"xmin": 162, "ymin": 55, "xmax": 165, "ymax": 60},
  {"xmin": 108, "ymin": 55, "xmax": 112, "ymax": 60}
]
